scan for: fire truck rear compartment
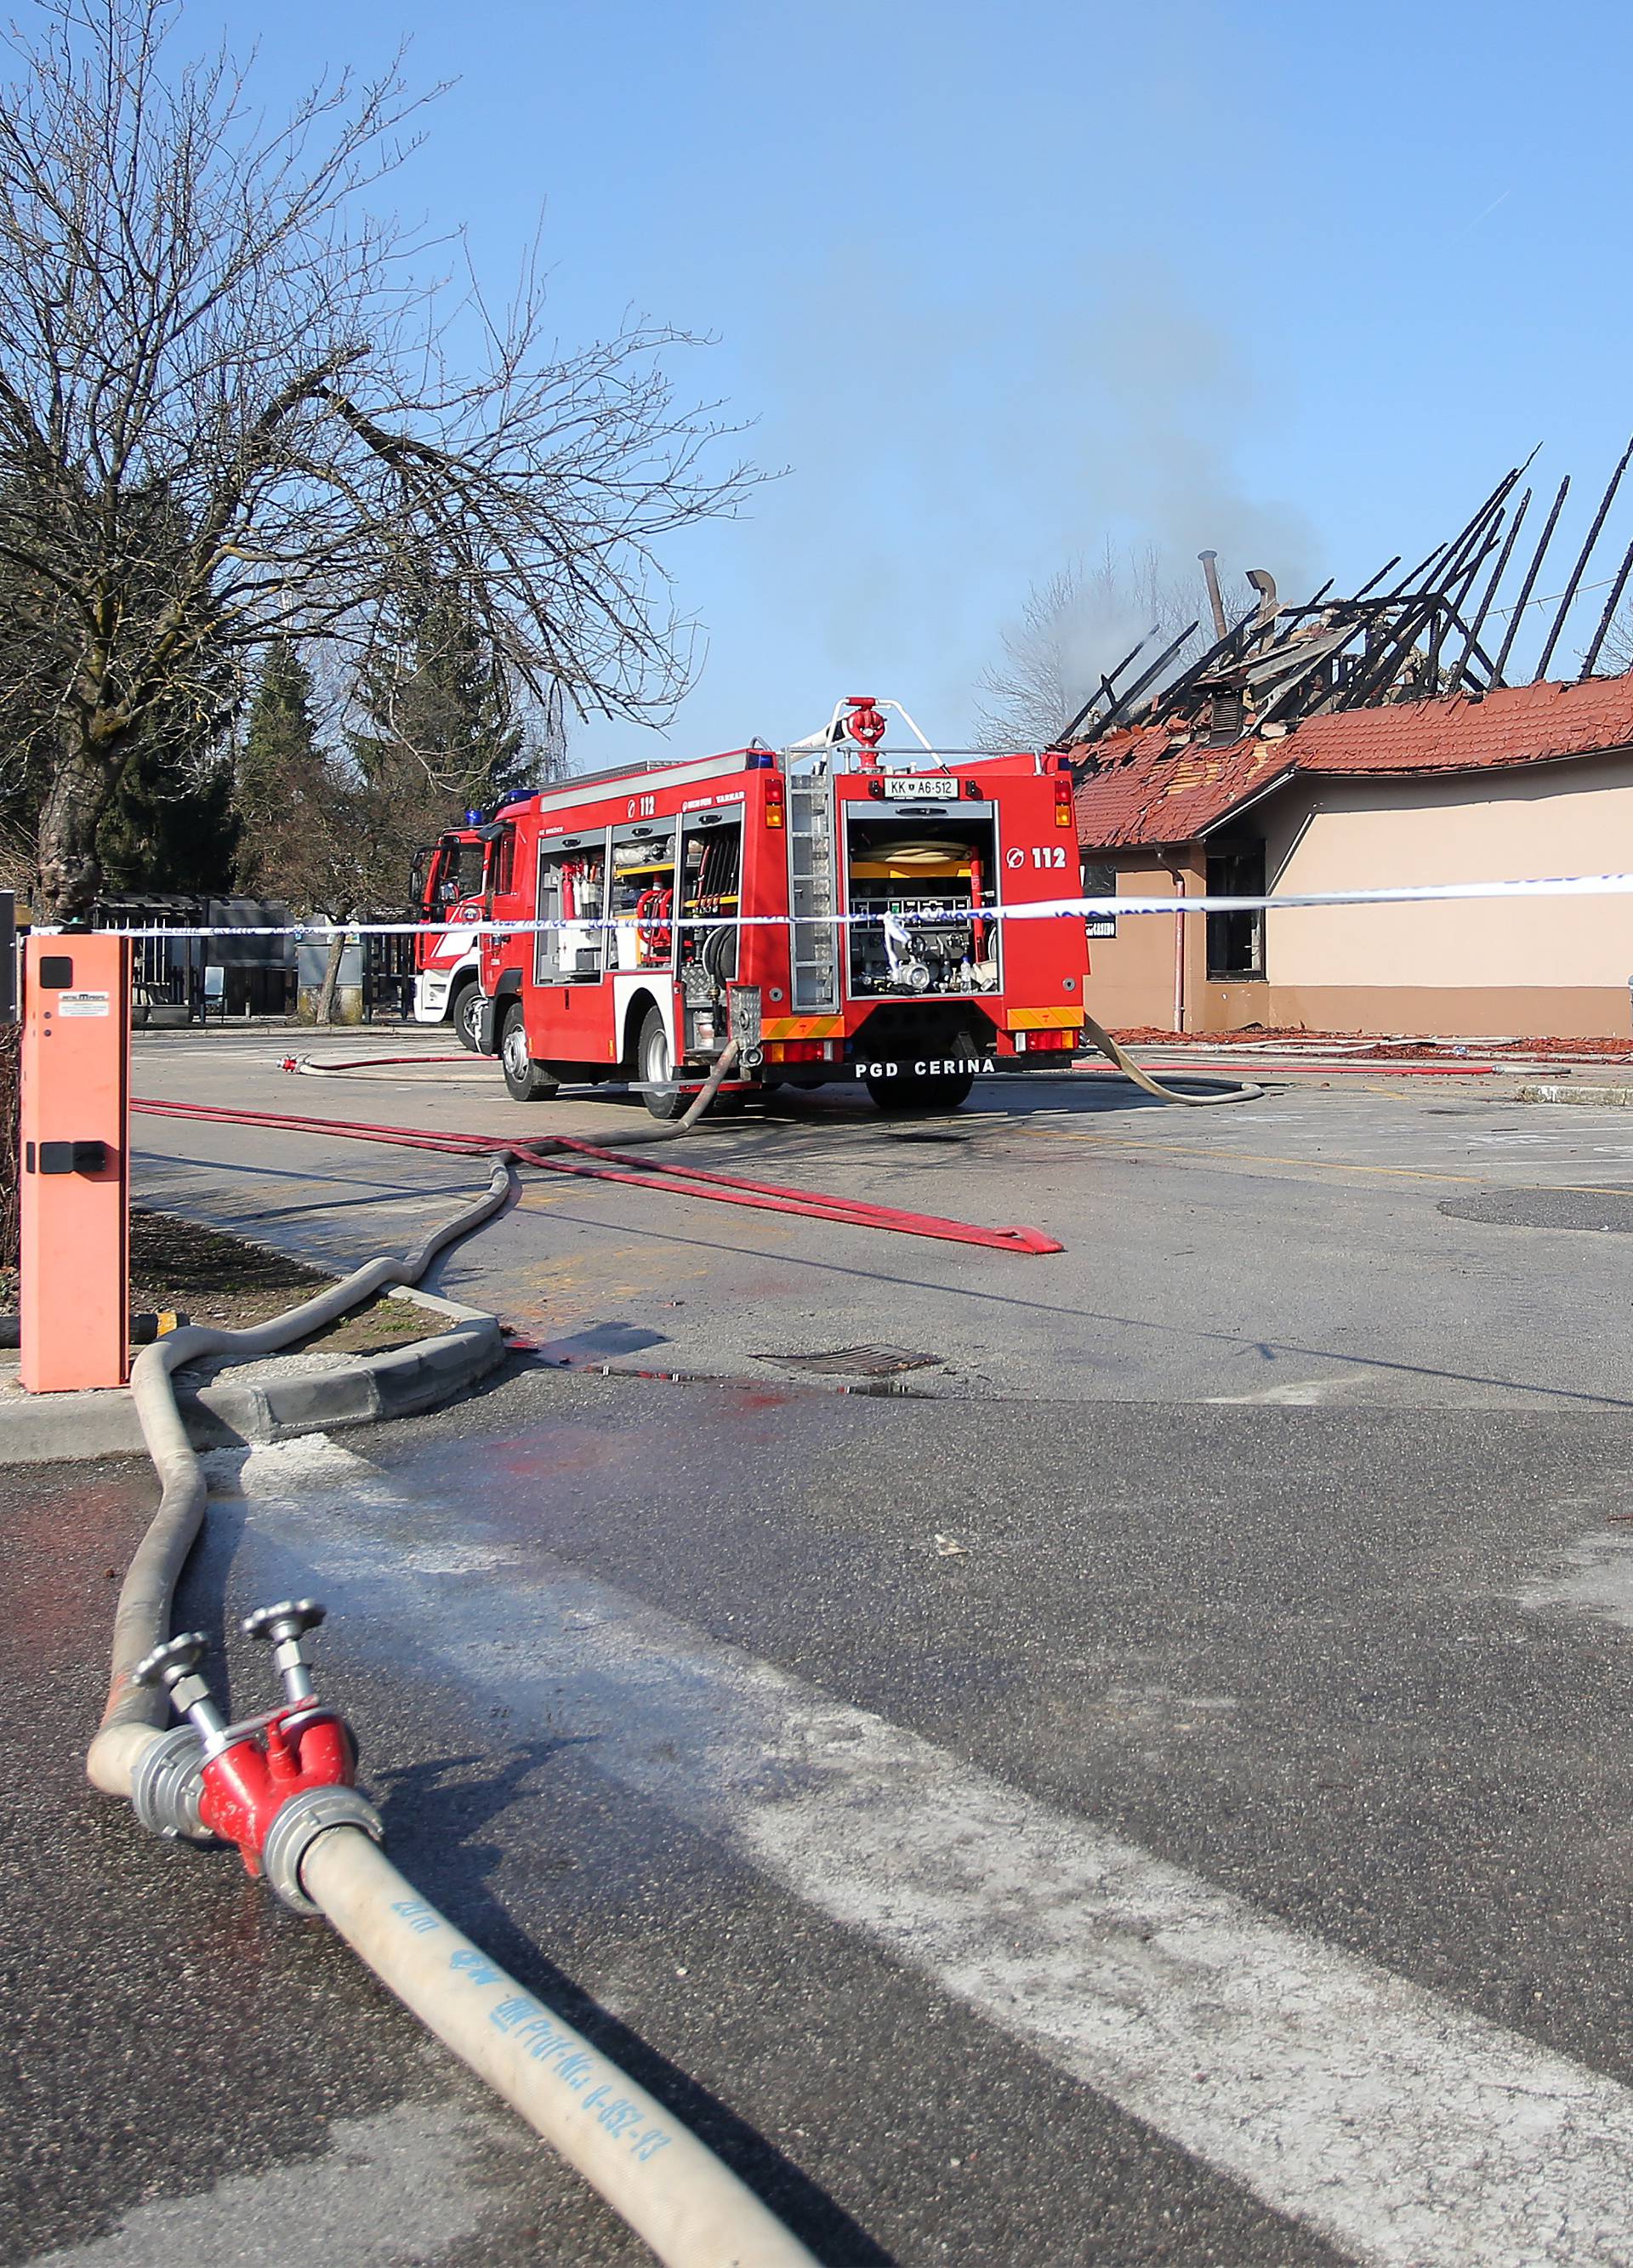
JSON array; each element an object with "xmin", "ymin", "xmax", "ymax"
[{"xmin": 844, "ymin": 813, "xmax": 1000, "ymax": 999}]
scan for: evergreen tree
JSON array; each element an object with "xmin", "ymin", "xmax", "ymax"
[
  {"xmin": 236, "ymin": 639, "xmax": 321, "ymax": 886},
  {"xmin": 234, "ymin": 639, "xmax": 367, "ymax": 909},
  {"xmin": 349, "ymin": 575, "xmax": 545, "ymax": 818},
  {"xmin": 97, "ymin": 736, "xmax": 240, "ymax": 894}
]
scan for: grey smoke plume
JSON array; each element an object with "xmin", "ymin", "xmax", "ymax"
[
  {"xmin": 683, "ymin": 241, "xmax": 1320, "ymax": 754},
  {"xmin": 971, "ymin": 255, "xmax": 1323, "ymax": 746}
]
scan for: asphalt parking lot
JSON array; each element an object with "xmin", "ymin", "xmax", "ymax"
[
  {"xmin": 16, "ymin": 1030, "xmax": 1633, "ymax": 2266},
  {"xmin": 129, "ymin": 1027, "xmax": 1633, "ymax": 1410}
]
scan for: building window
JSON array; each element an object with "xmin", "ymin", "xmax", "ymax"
[{"xmin": 1206, "ymin": 841, "xmax": 1265, "ymax": 979}]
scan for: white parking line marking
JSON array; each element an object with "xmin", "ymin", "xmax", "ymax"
[{"xmin": 242, "ymin": 1438, "xmax": 1633, "ymax": 2266}]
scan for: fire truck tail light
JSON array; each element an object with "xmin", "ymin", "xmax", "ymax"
[
  {"xmin": 1054, "ymin": 777, "xmax": 1074, "ymax": 828},
  {"xmin": 765, "ymin": 775, "xmax": 785, "ymax": 828},
  {"xmin": 779, "ymin": 1040, "xmax": 825, "ymax": 1063},
  {"xmin": 1026, "ymin": 1026, "xmax": 1079, "ymax": 1051}
]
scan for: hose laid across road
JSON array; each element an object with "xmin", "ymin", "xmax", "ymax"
[
  {"xmin": 85, "ymin": 1104, "xmax": 823, "ymax": 2265},
  {"xmin": 299, "ymin": 1023, "xmax": 1262, "ymax": 1108},
  {"xmin": 304, "ymin": 1832, "xmax": 818, "ymax": 2267},
  {"xmin": 1082, "ymin": 1013, "xmax": 1263, "ymax": 1107},
  {"xmin": 133, "ymin": 1033, "xmax": 1067, "ymax": 1255}
]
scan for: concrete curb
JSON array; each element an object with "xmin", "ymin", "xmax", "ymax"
[
  {"xmin": 0, "ymin": 1286, "xmax": 507, "ymax": 1466},
  {"xmin": 1515, "ymin": 1083, "xmax": 1633, "ymax": 1108}
]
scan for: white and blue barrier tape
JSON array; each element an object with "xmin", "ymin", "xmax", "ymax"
[{"xmin": 40, "ymin": 867, "xmax": 1633, "ymax": 940}]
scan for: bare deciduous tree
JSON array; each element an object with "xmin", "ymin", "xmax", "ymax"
[
  {"xmin": 1595, "ymin": 594, "xmax": 1633, "ymax": 677},
  {"xmin": 975, "ymin": 544, "xmax": 1203, "ymax": 749},
  {"xmin": 0, "ymin": 0, "xmax": 760, "ymax": 922}
]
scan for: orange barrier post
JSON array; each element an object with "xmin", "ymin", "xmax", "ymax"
[{"xmin": 20, "ymin": 933, "xmax": 131, "ymax": 1390}]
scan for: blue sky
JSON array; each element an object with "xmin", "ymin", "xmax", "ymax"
[{"xmin": 214, "ymin": 0, "xmax": 1633, "ymax": 765}]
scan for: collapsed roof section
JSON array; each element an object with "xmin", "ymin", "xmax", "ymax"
[
  {"xmin": 1056, "ymin": 442, "xmax": 1633, "ymax": 759},
  {"xmin": 1068, "ymin": 674, "xmax": 1633, "ymax": 852}
]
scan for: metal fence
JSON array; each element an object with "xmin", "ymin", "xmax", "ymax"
[{"xmin": 94, "ymin": 894, "xmax": 294, "ymax": 1020}]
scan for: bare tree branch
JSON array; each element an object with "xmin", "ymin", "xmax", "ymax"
[
  {"xmin": 974, "ymin": 545, "xmax": 1203, "ymax": 749},
  {"xmin": 0, "ymin": 0, "xmax": 763, "ymax": 919}
]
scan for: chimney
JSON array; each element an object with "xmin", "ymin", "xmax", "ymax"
[{"xmin": 1198, "ymin": 550, "xmax": 1229, "ymax": 641}]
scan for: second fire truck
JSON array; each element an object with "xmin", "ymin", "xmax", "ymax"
[{"xmin": 424, "ymin": 698, "xmax": 1091, "ymax": 1116}]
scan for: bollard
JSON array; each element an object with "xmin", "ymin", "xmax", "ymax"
[{"xmin": 20, "ymin": 933, "xmax": 132, "ymax": 1390}]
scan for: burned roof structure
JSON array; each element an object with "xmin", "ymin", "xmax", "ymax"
[{"xmin": 1055, "ymin": 443, "xmax": 1633, "ymax": 764}]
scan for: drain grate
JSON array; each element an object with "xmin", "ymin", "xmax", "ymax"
[{"xmin": 755, "ymin": 1345, "xmax": 943, "ymax": 1377}]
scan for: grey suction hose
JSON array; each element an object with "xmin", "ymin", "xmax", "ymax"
[
  {"xmin": 509, "ymin": 1039, "xmax": 743, "ymax": 1161},
  {"xmin": 1082, "ymin": 1013, "xmax": 1262, "ymax": 1106},
  {"xmin": 89, "ymin": 1048, "xmax": 743, "ymax": 1798},
  {"xmin": 85, "ymin": 1131, "xmax": 821, "ymax": 2265},
  {"xmin": 649, "ymin": 1038, "xmax": 742, "ymax": 1134},
  {"xmin": 87, "ymin": 1160, "xmax": 516, "ymax": 1798},
  {"xmin": 294, "ymin": 1039, "xmax": 743, "ymax": 1156}
]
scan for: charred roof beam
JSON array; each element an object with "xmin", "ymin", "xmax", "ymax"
[
  {"xmin": 1533, "ymin": 433, "xmax": 1633, "ymax": 681},
  {"xmin": 1454, "ymin": 486, "xmax": 1530, "ymax": 689},
  {"xmin": 1494, "ymin": 474, "xmax": 1571, "ymax": 681},
  {"xmin": 1057, "ymin": 618, "xmax": 1200, "ymax": 757}
]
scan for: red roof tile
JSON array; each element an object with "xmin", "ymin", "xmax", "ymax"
[{"xmin": 1072, "ymin": 675, "xmax": 1633, "ymax": 849}]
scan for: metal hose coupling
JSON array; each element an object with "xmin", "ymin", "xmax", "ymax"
[
  {"xmin": 129, "ymin": 1723, "xmax": 209, "ymax": 1842},
  {"xmin": 260, "ymin": 1783, "xmax": 384, "ymax": 1913}
]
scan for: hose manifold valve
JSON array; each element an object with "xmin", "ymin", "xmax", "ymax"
[{"xmin": 130, "ymin": 1604, "xmax": 377, "ymax": 1908}]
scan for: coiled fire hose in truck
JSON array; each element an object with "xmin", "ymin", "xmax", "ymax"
[{"xmin": 86, "ymin": 1063, "xmax": 821, "ymax": 2268}]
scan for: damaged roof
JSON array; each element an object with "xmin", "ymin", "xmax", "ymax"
[{"xmin": 1071, "ymin": 672, "xmax": 1633, "ymax": 851}]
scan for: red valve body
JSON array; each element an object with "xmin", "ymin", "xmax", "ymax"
[
  {"xmin": 845, "ymin": 697, "xmax": 887, "ymax": 768},
  {"xmin": 198, "ymin": 1706, "xmax": 356, "ymax": 1876}
]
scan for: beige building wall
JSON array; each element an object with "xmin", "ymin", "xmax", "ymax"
[
  {"xmin": 1080, "ymin": 855, "xmax": 1203, "ymax": 1030},
  {"xmin": 1262, "ymin": 755, "xmax": 1633, "ymax": 987},
  {"xmin": 1084, "ymin": 747, "xmax": 1633, "ymax": 1036}
]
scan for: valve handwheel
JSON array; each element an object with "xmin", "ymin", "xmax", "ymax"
[
  {"xmin": 243, "ymin": 1598, "xmax": 327, "ymax": 1705},
  {"xmin": 131, "ymin": 1628, "xmax": 230, "ymax": 1747},
  {"xmin": 242, "ymin": 1598, "xmax": 326, "ymax": 1646},
  {"xmin": 132, "ymin": 1630, "xmax": 210, "ymax": 1693}
]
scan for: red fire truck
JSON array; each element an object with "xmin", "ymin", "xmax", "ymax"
[{"xmin": 471, "ymin": 698, "xmax": 1090, "ymax": 1116}]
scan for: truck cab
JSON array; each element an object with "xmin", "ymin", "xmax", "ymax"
[{"xmin": 409, "ymin": 819, "xmax": 515, "ymax": 1047}]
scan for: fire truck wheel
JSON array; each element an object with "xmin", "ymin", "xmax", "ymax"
[
  {"xmin": 863, "ymin": 1070, "xmax": 974, "ymax": 1115},
  {"xmin": 636, "ymin": 1005, "xmax": 691, "ymax": 1121},
  {"xmin": 452, "ymin": 983, "xmax": 484, "ymax": 1052},
  {"xmin": 500, "ymin": 1006, "xmax": 560, "ymax": 1102}
]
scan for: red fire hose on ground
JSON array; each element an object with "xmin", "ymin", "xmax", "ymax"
[{"xmin": 132, "ymin": 1091, "xmax": 1063, "ymax": 1256}]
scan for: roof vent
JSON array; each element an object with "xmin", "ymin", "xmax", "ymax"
[{"xmin": 1208, "ymin": 691, "xmax": 1244, "ymax": 746}]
